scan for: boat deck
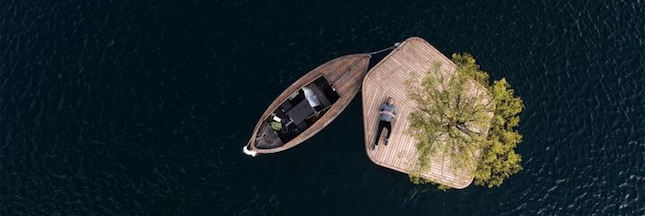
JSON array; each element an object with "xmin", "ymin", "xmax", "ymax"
[
  {"xmin": 249, "ymin": 54, "xmax": 371, "ymax": 154},
  {"xmin": 361, "ymin": 37, "xmax": 490, "ymax": 189}
]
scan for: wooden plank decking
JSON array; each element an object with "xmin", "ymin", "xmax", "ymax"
[{"xmin": 361, "ymin": 37, "xmax": 490, "ymax": 189}]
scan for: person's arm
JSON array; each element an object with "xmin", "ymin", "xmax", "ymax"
[
  {"xmin": 381, "ymin": 109, "xmax": 395, "ymax": 117},
  {"xmin": 379, "ymin": 111, "xmax": 394, "ymax": 116}
]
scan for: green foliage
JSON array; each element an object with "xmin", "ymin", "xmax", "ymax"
[
  {"xmin": 405, "ymin": 53, "xmax": 524, "ymax": 188},
  {"xmin": 436, "ymin": 184, "xmax": 452, "ymax": 191},
  {"xmin": 473, "ymin": 78, "xmax": 524, "ymax": 188},
  {"xmin": 408, "ymin": 173, "xmax": 452, "ymax": 191},
  {"xmin": 409, "ymin": 173, "xmax": 431, "ymax": 185},
  {"xmin": 406, "ymin": 59, "xmax": 492, "ymax": 182},
  {"xmin": 452, "ymin": 53, "xmax": 489, "ymax": 87}
]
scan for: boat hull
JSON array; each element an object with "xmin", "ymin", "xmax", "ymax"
[{"xmin": 247, "ymin": 54, "xmax": 371, "ymax": 154}]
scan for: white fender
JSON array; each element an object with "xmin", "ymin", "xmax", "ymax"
[{"xmin": 243, "ymin": 145, "xmax": 257, "ymax": 157}]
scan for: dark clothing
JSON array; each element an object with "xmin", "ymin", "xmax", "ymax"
[{"xmin": 374, "ymin": 120, "xmax": 392, "ymax": 145}]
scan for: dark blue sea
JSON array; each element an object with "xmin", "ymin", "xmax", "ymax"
[{"xmin": 1, "ymin": 0, "xmax": 644, "ymax": 215}]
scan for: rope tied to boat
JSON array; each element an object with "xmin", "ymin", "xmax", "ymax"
[
  {"xmin": 368, "ymin": 42, "xmax": 401, "ymax": 56},
  {"xmin": 329, "ymin": 42, "xmax": 402, "ymax": 88}
]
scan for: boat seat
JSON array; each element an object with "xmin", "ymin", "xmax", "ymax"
[
  {"xmin": 296, "ymin": 121, "xmax": 307, "ymax": 131},
  {"xmin": 307, "ymin": 84, "xmax": 331, "ymax": 107},
  {"xmin": 280, "ymin": 100, "xmax": 293, "ymax": 112}
]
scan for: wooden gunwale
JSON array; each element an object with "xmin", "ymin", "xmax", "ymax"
[{"xmin": 248, "ymin": 54, "xmax": 371, "ymax": 154}]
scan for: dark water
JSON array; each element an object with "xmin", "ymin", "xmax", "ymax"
[{"xmin": 1, "ymin": 0, "xmax": 644, "ymax": 215}]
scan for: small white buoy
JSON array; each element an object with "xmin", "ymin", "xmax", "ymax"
[{"xmin": 242, "ymin": 145, "xmax": 257, "ymax": 157}]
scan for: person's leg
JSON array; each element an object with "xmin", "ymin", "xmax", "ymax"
[
  {"xmin": 384, "ymin": 121, "xmax": 392, "ymax": 145},
  {"xmin": 373, "ymin": 121, "xmax": 385, "ymax": 147}
]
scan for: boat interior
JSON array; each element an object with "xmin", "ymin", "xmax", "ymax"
[{"xmin": 255, "ymin": 77, "xmax": 340, "ymax": 149}]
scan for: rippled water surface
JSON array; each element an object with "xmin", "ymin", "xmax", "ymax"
[{"xmin": 1, "ymin": 0, "xmax": 644, "ymax": 215}]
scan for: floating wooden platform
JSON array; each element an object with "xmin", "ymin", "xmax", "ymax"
[
  {"xmin": 246, "ymin": 54, "xmax": 371, "ymax": 155},
  {"xmin": 361, "ymin": 37, "xmax": 490, "ymax": 189}
]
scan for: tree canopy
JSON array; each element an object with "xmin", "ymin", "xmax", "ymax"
[
  {"xmin": 474, "ymin": 78, "xmax": 523, "ymax": 187},
  {"xmin": 405, "ymin": 53, "xmax": 524, "ymax": 188}
]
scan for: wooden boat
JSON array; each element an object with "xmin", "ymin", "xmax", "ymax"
[{"xmin": 244, "ymin": 54, "xmax": 371, "ymax": 156}]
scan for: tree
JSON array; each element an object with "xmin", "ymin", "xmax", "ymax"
[
  {"xmin": 405, "ymin": 53, "xmax": 524, "ymax": 188},
  {"xmin": 473, "ymin": 78, "xmax": 523, "ymax": 187},
  {"xmin": 405, "ymin": 58, "xmax": 493, "ymax": 183}
]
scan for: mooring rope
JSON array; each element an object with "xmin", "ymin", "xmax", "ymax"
[
  {"xmin": 368, "ymin": 42, "xmax": 401, "ymax": 56},
  {"xmin": 330, "ymin": 42, "xmax": 403, "ymax": 86}
]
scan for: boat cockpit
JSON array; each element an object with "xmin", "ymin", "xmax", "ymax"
[{"xmin": 255, "ymin": 77, "xmax": 340, "ymax": 149}]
